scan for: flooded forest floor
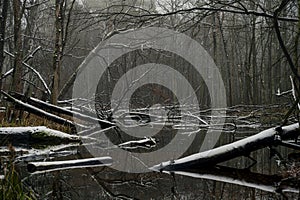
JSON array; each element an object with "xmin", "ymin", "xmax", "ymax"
[{"xmin": 1, "ymin": 103, "xmax": 300, "ymax": 199}]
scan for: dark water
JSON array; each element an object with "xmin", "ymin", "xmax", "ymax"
[
  {"xmin": 14, "ymin": 126, "xmax": 298, "ymax": 200},
  {"xmin": 2, "ymin": 105, "xmax": 299, "ymax": 200}
]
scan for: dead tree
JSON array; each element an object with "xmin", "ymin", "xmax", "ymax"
[
  {"xmin": 152, "ymin": 123, "xmax": 300, "ymax": 171},
  {"xmin": 12, "ymin": 0, "xmax": 26, "ymax": 93},
  {"xmin": 1, "ymin": 90, "xmax": 83, "ymax": 129},
  {"xmin": 0, "ymin": 126, "xmax": 81, "ymax": 146},
  {"xmin": 0, "ymin": 0, "xmax": 9, "ymax": 93}
]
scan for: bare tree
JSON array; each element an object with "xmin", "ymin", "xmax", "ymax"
[
  {"xmin": 51, "ymin": 0, "xmax": 76, "ymax": 105},
  {"xmin": 11, "ymin": 0, "xmax": 26, "ymax": 93},
  {"xmin": 0, "ymin": 0, "xmax": 9, "ymax": 93}
]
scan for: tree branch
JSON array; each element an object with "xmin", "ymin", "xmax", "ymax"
[
  {"xmin": 95, "ymin": 5, "xmax": 298, "ymax": 23},
  {"xmin": 273, "ymin": 0, "xmax": 300, "ymax": 81}
]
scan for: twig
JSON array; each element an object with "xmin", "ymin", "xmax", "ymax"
[{"xmin": 289, "ymin": 75, "xmax": 300, "ymax": 110}]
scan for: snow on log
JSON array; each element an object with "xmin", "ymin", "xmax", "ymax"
[
  {"xmin": 0, "ymin": 126, "xmax": 81, "ymax": 145},
  {"xmin": 169, "ymin": 166, "xmax": 299, "ymax": 194},
  {"xmin": 17, "ymin": 150, "xmax": 77, "ymax": 162},
  {"xmin": 1, "ymin": 91, "xmax": 86, "ymax": 129},
  {"xmin": 15, "ymin": 143, "xmax": 80, "ymax": 162},
  {"xmin": 27, "ymin": 156, "xmax": 113, "ymax": 173},
  {"xmin": 151, "ymin": 123, "xmax": 300, "ymax": 172},
  {"xmin": 118, "ymin": 137, "xmax": 156, "ymax": 150},
  {"xmin": 10, "ymin": 92, "xmax": 115, "ymax": 128},
  {"xmin": 0, "ymin": 147, "xmax": 29, "ymax": 157}
]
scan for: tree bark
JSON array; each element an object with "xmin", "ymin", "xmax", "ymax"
[
  {"xmin": 0, "ymin": 0, "xmax": 9, "ymax": 93},
  {"xmin": 217, "ymin": 13, "xmax": 232, "ymax": 106},
  {"xmin": 58, "ymin": 66, "xmax": 80, "ymax": 100},
  {"xmin": 250, "ymin": 2, "xmax": 258, "ymax": 104},
  {"xmin": 51, "ymin": 0, "xmax": 64, "ymax": 105},
  {"xmin": 12, "ymin": 0, "xmax": 25, "ymax": 93}
]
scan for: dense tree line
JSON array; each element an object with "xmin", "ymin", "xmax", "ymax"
[{"xmin": 0, "ymin": 0, "xmax": 299, "ymax": 109}]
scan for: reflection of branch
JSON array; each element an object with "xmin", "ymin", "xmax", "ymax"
[
  {"xmin": 182, "ymin": 112, "xmax": 208, "ymax": 125},
  {"xmin": 28, "ymin": 157, "xmax": 113, "ymax": 173},
  {"xmin": 170, "ymin": 165, "xmax": 299, "ymax": 194},
  {"xmin": 87, "ymin": 169, "xmax": 139, "ymax": 200}
]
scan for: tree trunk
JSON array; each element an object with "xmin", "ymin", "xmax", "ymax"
[
  {"xmin": 0, "ymin": 0, "xmax": 9, "ymax": 93},
  {"xmin": 51, "ymin": 0, "xmax": 64, "ymax": 105},
  {"xmin": 0, "ymin": 126, "xmax": 81, "ymax": 146},
  {"xmin": 217, "ymin": 13, "xmax": 232, "ymax": 106},
  {"xmin": 250, "ymin": 3, "xmax": 258, "ymax": 104},
  {"xmin": 12, "ymin": 0, "xmax": 24, "ymax": 93},
  {"xmin": 152, "ymin": 123, "xmax": 300, "ymax": 171},
  {"xmin": 244, "ymin": 30, "xmax": 252, "ymax": 104}
]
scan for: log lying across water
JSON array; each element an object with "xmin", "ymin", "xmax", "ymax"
[
  {"xmin": 9, "ymin": 92, "xmax": 115, "ymax": 129},
  {"xmin": 1, "ymin": 91, "xmax": 82, "ymax": 129},
  {"xmin": 15, "ymin": 143, "xmax": 80, "ymax": 162},
  {"xmin": 151, "ymin": 123, "xmax": 300, "ymax": 171},
  {"xmin": 0, "ymin": 126, "xmax": 81, "ymax": 146},
  {"xmin": 27, "ymin": 156, "xmax": 113, "ymax": 173}
]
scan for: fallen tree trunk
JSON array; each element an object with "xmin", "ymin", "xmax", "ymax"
[
  {"xmin": 0, "ymin": 126, "xmax": 81, "ymax": 146},
  {"xmin": 151, "ymin": 123, "xmax": 300, "ymax": 171},
  {"xmin": 0, "ymin": 148, "xmax": 29, "ymax": 157},
  {"xmin": 15, "ymin": 143, "xmax": 80, "ymax": 162},
  {"xmin": 1, "ymin": 91, "xmax": 85, "ymax": 129},
  {"xmin": 170, "ymin": 166, "xmax": 299, "ymax": 194},
  {"xmin": 27, "ymin": 156, "xmax": 113, "ymax": 173},
  {"xmin": 10, "ymin": 92, "xmax": 115, "ymax": 128}
]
